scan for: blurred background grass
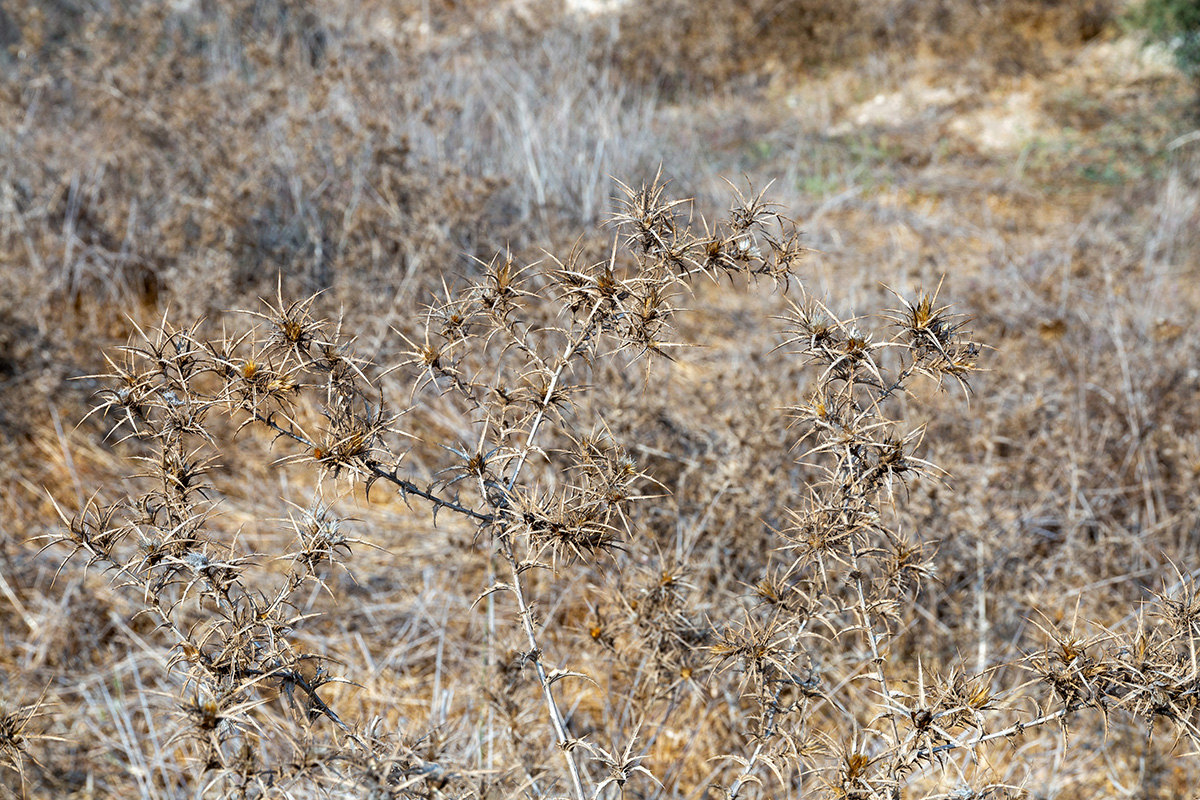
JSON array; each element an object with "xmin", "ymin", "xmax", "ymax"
[{"xmin": 2, "ymin": 1, "xmax": 1199, "ymax": 797}]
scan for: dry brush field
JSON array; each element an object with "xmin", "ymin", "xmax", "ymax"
[{"xmin": 2, "ymin": 1, "xmax": 1200, "ymax": 798}]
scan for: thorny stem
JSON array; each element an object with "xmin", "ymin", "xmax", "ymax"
[
  {"xmin": 367, "ymin": 463, "xmax": 495, "ymax": 523},
  {"xmin": 849, "ymin": 537, "xmax": 901, "ymax": 748},
  {"xmin": 502, "ymin": 295, "xmax": 607, "ymax": 495},
  {"xmin": 726, "ymin": 620, "xmax": 812, "ymax": 800},
  {"xmin": 725, "ymin": 695, "xmax": 817, "ymax": 799},
  {"xmin": 916, "ymin": 707, "xmax": 1071, "ymax": 758},
  {"xmin": 727, "ymin": 729, "xmax": 771, "ymax": 800},
  {"xmin": 502, "ymin": 535, "xmax": 588, "ymax": 800},
  {"xmin": 249, "ymin": 411, "xmax": 494, "ymax": 522},
  {"xmin": 485, "ymin": 550, "xmax": 497, "ymax": 774},
  {"xmin": 480, "ymin": 295, "xmax": 609, "ymax": 800},
  {"xmin": 874, "ymin": 362, "xmax": 915, "ymax": 407}
]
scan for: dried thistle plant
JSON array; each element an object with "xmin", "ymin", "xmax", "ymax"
[{"xmin": 39, "ymin": 171, "xmax": 1200, "ymax": 800}]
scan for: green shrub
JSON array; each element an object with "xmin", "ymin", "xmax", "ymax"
[{"xmin": 1130, "ymin": 0, "xmax": 1200, "ymax": 81}]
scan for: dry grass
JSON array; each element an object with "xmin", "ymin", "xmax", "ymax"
[{"xmin": 2, "ymin": 1, "xmax": 1200, "ymax": 799}]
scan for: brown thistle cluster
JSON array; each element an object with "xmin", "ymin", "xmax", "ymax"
[
  {"xmin": 39, "ymin": 174, "xmax": 1200, "ymax": 800},
  {"xmin": 41, "ymin": 175, "xmax": 813, "ymax": 796}
]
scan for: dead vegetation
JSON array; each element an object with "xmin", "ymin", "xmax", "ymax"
[{"xmin": 2, "ymin": 1, "xmax": 1200, "ymax": 798}]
